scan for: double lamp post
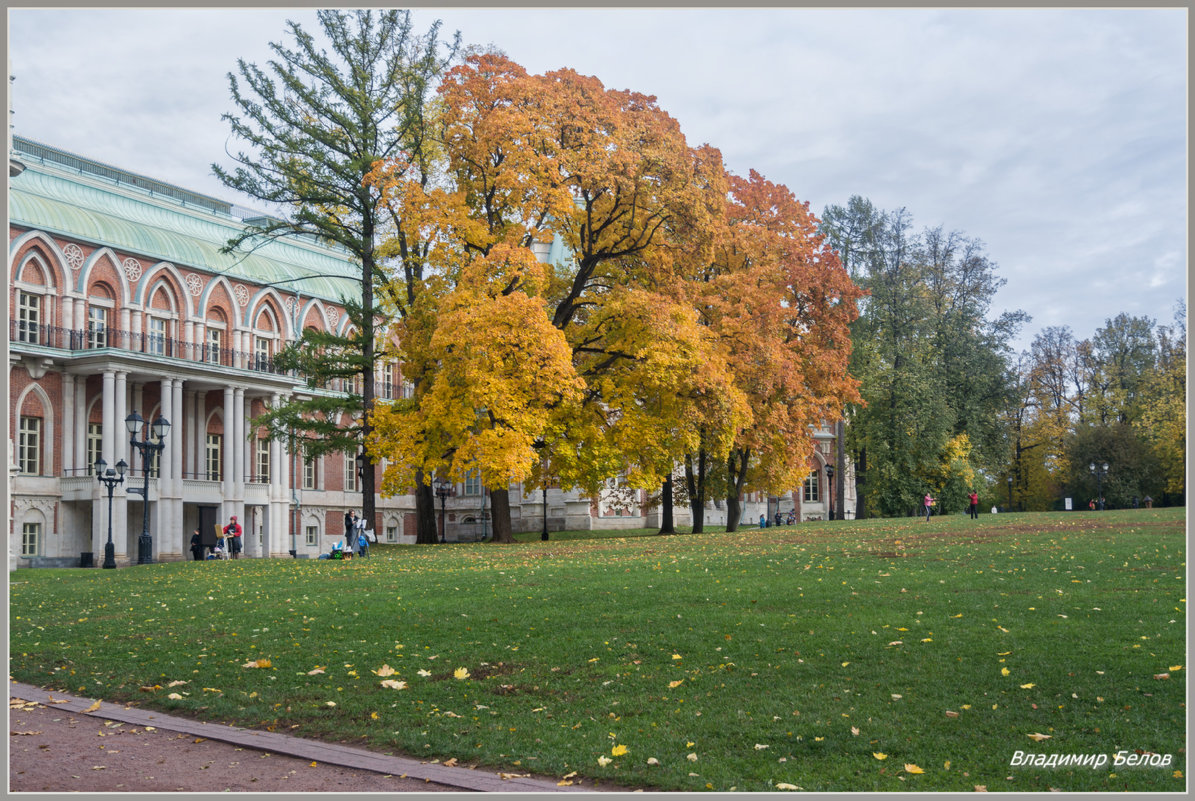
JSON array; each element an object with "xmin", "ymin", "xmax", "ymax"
[{"xmin": 95, "ymin": 411, "xmax": 170, "ymax": 568}]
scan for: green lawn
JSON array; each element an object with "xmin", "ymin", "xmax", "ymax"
[{"xmin": 9, "ymin": 509, "xmax": 1186, "ymax": 792}]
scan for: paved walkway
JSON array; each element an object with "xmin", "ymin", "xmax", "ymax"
[{"xmin": 9, "ymin": 681, "xmax": 620, "ymax": 793}]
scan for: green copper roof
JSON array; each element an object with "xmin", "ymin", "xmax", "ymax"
[{"xmin": 9, "ymin": 139, "xmax": 362, "ymax": 303}]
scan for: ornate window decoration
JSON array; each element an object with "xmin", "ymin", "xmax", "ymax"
[
  {"xmin": 122, "ymin": 257, "xmax": 142, "ymax": 281},
  {"xmin": 185, "ymin": 273, "xmax": 204, "ymax": 296},
  {"xmin": 63, "ymin": 243, "xmax": 85, "ymax": 272},
  {"xmin": 234, "ymin": 284, "xmax": 250, "ymax": 307}
]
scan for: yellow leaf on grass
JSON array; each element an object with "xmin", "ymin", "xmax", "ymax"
[
  {"xmin": 1154, "ymin": 673, "xmax": 1171, "ymax": 680},
  {"xmin": 873, "ymin": 752, "xmax": 888, "ymax": 760},
  {"xmin": 612, "ymin": 745, "xmax": 628, "ymax": 757},
  {"xmin": 672, "ymin": 654, "xmax": 683, "ymax": 660},
  {"xmin": 755, "ymin": 743, "xmax": 770, "ymax": 750},
  {"xmin": 1027, "ymin": 733, "xmax": 1052, "ymax": 741},
  {"xmin": 418, "ymin": 669, "xmax": 431, "ymax": 677},
  {"xmin": 242, "ymin": 658, "xmax": 272, "ymax": 669},
  {"xmin": 380, "ymin": 679, "xmax": 407, "ymax": 690},
  {"xmin": 669, "ymin": 680, "xmax": 684, "ymax": 688},
  {"xmin": 1020, "ymin": 683, "xmax": 1036, "ymax": 689},
  {"xmin": 307, "ymin": 668, "xmax": 325, "ymax": 675},
  {"xmin": 454, "ymin": 667, "xmax": 470, "ymax": 680},
  {"xmin": 370, "ymin": 711, "xmax": 379, "ymax": 720},
  {"xmin": 597, "ymin": 755, "xmax": 612, "ymax": 767},
  {"xmin": 374, "ymin": 664, "xmax": 397, "ymax": 677},
  {"xmin": 1001, "ymin": 667, "xmax": 1010, "ymax": 677},
  {"xmin": 1169, "ymin": 665, "xmax": 1183, "ymax": 672},
  {"xmin": 841, "ymin": 662, "xmax": 851, "ymax": 667},
  {"xmin": 945, "ymin": 710, "xmax": 959, "ymax": 718},
  {"xmin": 776, "ymin": 782, "xmax": 801, "ymax": 790},
  {"xmin": 851, "ymin": 726, "xmax": 860, "ymax": 736},
  {"xmin": 904, "ymin": 763, "xmax": 924, "ymax": 774}
]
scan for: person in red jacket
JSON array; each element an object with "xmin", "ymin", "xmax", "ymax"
[
  {"xmin": 223, "ymin": 515, "xmax": 243, "ymax": 559},
  {"xmin": 968, "ymin": 490, "xmax": 979, "ymax": 520}
]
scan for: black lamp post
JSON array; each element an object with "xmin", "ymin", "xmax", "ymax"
[
  {"xmin": 541, "ymin": 484, "xmax": 550, "ymax": 541},
  {"xmin": 825, "ymin": 463, "xmax": 835, "ymax": 521},
  {"xmin": 433, "ymin": 477, "xmax": 453, "ymax": 543},
  {"xmin": 126, "ymin": 411, "xmax": 170, "ymax": 565},
  {"xmin": 1006, "ymin": 475, "xmax": 1013, "ymax": 512},
  {"xmin": 1089, "ymin": 462, "xmax": 1108, "ymax": 511},
  {"xmin": 95, "ymin": 457, "xmax": 127, "ymax": 569}
]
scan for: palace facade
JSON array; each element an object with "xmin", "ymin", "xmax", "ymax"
[{"xmin": 8, "ymin": 137, "xmax": 853, "ymax": 568}]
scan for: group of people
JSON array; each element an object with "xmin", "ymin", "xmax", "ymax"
[
  {"xmin": 318, "ymin": 511, "xmax": 371, "ymax": 560},
  {"xmin": 922, "ymin": 490, "xmax": 981, "ymax": 521},
  {"xmin": 189, "ymin": 515, "xmax": 243, "ymax": 561},
  {"xmin": 759, "ymin": 510, "xmax": 797, "ymax": 528}
]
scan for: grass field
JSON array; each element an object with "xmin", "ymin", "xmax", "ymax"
[{"xmin": 8, "ymin": 509, "xmax": 1186, "ymax": 792}]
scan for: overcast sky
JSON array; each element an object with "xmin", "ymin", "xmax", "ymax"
[{"xmin": 7, "ymin": 7, "xmax": 1188, "ymax": 352}]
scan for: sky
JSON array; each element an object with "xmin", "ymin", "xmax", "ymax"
[{"xmin": 7, "ymin": 7, "xmax": 1188, "ymax": 352}]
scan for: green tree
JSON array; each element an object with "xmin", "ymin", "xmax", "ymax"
[
  {"xmin": 821, "ymin": 197, "xmax": 1025, "ymax": 517},
  {"xmin": 214, "ymin": 10, "xmax": 458, "ymax": 541},
  {"xmin": 1063, "ymin": 424, "xmax": 1163, "ymax": 509}
]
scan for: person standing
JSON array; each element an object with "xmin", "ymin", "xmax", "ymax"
[
  {"xmin": 968, "ymin": 490, "xmax": 979, "ymax": 520},
  {"xmin": 924, "ymin": 493, "xmax": 935, "ymax": 522},
  {"xmin": 189, "ymin": 529, "xmax": 205, "ymax": 561},
  {"xmin": 344, "ymin": 510, "xmax": 358, "ymax": 554},
  {"xmin": 223, "ymin": 515, "xmax": 243, "ymax": 559}
]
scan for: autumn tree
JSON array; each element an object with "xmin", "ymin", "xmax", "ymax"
[
  {"xmin": 369, "ymin": 53, "xmax": 736, "ymax": 539},
  {"xmin": 215, "ymin": 9, "xmax": 458, "ymax": 539},
  {"xmin": 688, "ymin": 171, "xmax": 861, "ymax": 532}
]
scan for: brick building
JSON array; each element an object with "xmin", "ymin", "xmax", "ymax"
[{"xmin": 8, "ymin": 138, "xmax": 853, "ymax": 568}]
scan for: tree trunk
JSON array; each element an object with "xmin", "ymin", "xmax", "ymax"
[
  {"xmin": 854, "ymin": 447, "xmax": 868, "ymax": 520},
  {"xmin": 725, "ymin": 450, "xmax": 748, "ymax": 532},
  {"xmin": 659, "ymin": 473, "xmax": 676, "ymax": 534},
  {"xmin": 488, "ymin": 485, "xmax": 514, "ymax": 543},
  {"xmin": 414, "ymin": 471, "xmax": 438, "ymax": 544},
  {"xmin": 685, "ymin": 450, "xmax": 707, "ymax": 534}
]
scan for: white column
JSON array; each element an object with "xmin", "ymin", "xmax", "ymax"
[
  {"xmin": 117, "ymin": 375, "xmax": 131, "ymax": 468},
  {"xmin": 62, "ymin": 373, "xmax": 75, "ymax": 475},
  {"xmin": 193, "ymin": 391, "xmax": 205, "ymax": 478},
  {"xmin": 172, "ymin": 379, "xmax": 183, "ymax": 491},
  {"xmin": 101, "ymin": 371, "xmax": 115, "ymax": 465},
  {"xmin": 184, "ymin": 390, "xmax": 197, "ymax": 481},
  {"xmin": 222, "ymin": 386, "xmax": 234, "ymax": 504},
  {"xmin": 62, "ymin": 297, "xmax": 75, "ymax": 341},
  {"xmin": 74, "ymin": 378, "xmax": 87, "ymax": 472},
  {"xmin": 158, "ymin": 378, "xmax": 174, "ymax": 485}
]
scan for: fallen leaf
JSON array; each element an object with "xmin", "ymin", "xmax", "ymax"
[
  {"xmin": 443, "ymin": 758, "xmax": 458, "ymax": 767},
  {"xmin": 380, "ymin": 680, "xmax": 407, "ymax": 690},
  {"xmin": 669, "ymin": 680, "xmax": 684, "ymax": 688},
  {"xmin": 945, "ymin": 710, "xmax": 959, "ymax": 718},
  {"xmin": 1154, "ymin": 673, "xmax": 1171, "ymax": 680},
  {"xmin": 242, "ymin": 658, "xmax": 271, "ymax": 669},
  {"xmin": 873, "ymin": 752, "xmax": 888, "ymax": 760},
  {"xmin": 1027, "ymin": 733, "xmax": 1052, "ymax": 741},
  {"xmin": 597, "ymin": 756, "xmax": 611, "ymax": 767},
  {"xmin": 975, "ymin": 785, "xmax": 987, "ymax": 792},
  {"xmin": 84, "ymin": 700, "xmax": 102, "ymax": 713},
  {"xmin": 309, "ymin": 761, "xmax": 317, "ymax": 767},
  {"xmin": 1001, "ymin": 667, "xmax": 1010, "ymax": 677},
  {"xmin": 373, "ymin": 664, "xmax": 397, "ymax": 677},
  {"xmin": 851, "ymin": 726, "xmax": 860, "ymax": 736},
  {"xmin": 418, "ymin": 670, "xmax": 431, "ymax": 677},
  {"xmin": 776, "ymin": 783, "xmax": 801, "ymax": 790},
  {"xmin": 453, "ymin": 667, "xmax": 470, "ymax": 680},
  {"xmin": 1020, "ymin": 683, "xmax": 1036, "ymax": 689},
  {"xmin": 646, "ymin": 758, "xmax": 660, "ymax": 765},
  {"xmin": 755, "ymin": 743, "xmax": 770, "ymax": 750},
  {"xmin": 904, "ymin": 763, "xmax": 924, "ymax": 774},
  {"xmin": 1169, "ymin": 665, "xmax": 1183, "ymax": 672},
  {"xmin": 307, "ymin": 668, "xmax": 325, "ymax": 675},
  {"xmin": 687, "ymin": 753, "xmax": 699, "ymax": 762},
  {"xmin": 612, "ymin": 744, "xmax": 628, "ymax": 757}
]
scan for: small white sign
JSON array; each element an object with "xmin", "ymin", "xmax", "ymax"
[{"xmin": 1064, "ymin": 498, "xmax": 1073, "ymax": 511}]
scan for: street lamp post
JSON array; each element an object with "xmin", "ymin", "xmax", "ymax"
[
  {"xmin": 125, "ymin": 411, "xmax": 170, "ymax": 565},
  {"xmin": 95, "ymin": 457, "xmax": 127, "ymax": 569},
  {"xmin": 1006, "ymin": 476, "xmax": 1013, "ymax": 512},
  {"xmin": 1089, "ymin": 462, "xmax": 1109, "ymax": 511},
  {"xmin": 542, "ymin": 484, "xmax": 549, "ymax": 541},
  {"xmin": 825, "ymin": 463, "xmax": 835, "ymax": 521},
  {"xmin": 433, "ymin": 477, "xmax": 453, "ymax": 543}
]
